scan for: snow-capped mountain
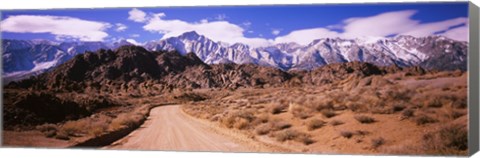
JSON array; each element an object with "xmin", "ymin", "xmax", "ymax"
[
  {"xmin": 2, "ymin": 31, "xmax": 467, "ymax": 82},
  {"xmin": 2, "ymin": 39, "xmax": 115, "ymax": 82},
  {"xmin": 145, "ymin": 31, "xmax": 467, "ymax": 71}
]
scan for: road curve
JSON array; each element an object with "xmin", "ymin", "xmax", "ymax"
[{"xmin": 105, "ymin": 105, "xmax": 252, "ymax": 152}]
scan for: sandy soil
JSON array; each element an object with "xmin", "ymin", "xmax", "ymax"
[
  {"xmin": 3, "ymin": 130, "xmax": 72, "ymax": 148},
  {"xmin": 105, "ymin": 105, "xmax": 258, "ymax": 152}
]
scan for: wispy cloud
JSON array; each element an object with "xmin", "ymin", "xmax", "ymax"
[
  {"xmin": 115, "ymin": 23, "xmax": 127, "ymax": 32},
  {"xmin": 274, "ymin": 10, "xmax": 468, "ymax": 45},
  {"xmin": 1, "ymin": 15, "xmax": 111, "ymax": 41},
  {"xmin": 214, "ymin": 14, "xmax": 228, "ymax": 21},
  {"xmin": 271, "ymin": 29, "xmax": 281, "ymax": 36}
]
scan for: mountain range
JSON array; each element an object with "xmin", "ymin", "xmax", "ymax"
[{"xmin": 2, "ymin": 31, "xmax": 468, "ymax": 82}]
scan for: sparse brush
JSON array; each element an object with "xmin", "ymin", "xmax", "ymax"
[
  {"xmin": 354, "ymin": 115, "xmax": 376, "ymax": 124},
  {"xmin": 255, "ymin": 124, "xmax": 272, "ymax": 135},
  {"xmin": 425, "ymin": 97, "xmax": 443, "ymax": 108},
  {"xmin": 321, "ymin": 110, "xmax": 337, "ymax": 118},
  {"xmin": 371, "ymin": 137, "xmax": 385, "ymax": 149},
  {"xmin": 340, "ymin": 131, "xmax": 354, "ymax": 138},
  {"xmin": 291, "ymin": 105, "xmax": 313, "ymax": 119},
  {"xmin": 415, "ymin": 114, "xmax": 438, "ymax": 125},
  {"xmin": 271, "ymin": 119, "xmax": 292, "ymax": 131},
  {"xmin": 422, "ymin": 124, "xmax": 468, "ymax": 154},
  {"xmin": 306, "ymin": 119, "xmax": 326, "ymax": 131},
  {"xmin": 270, "ymin": 103, "xmax": 287, "ymax": 114},
  {"xmin": 402, "ymin": 109, "xmax": 415, "ymax": 118},
  {"xmin": 36, "ymin": 123, "xmax": 58, "ymax": 137},
  {"xmin": 233, "ymin": 118, "xmax": 250, "ymax": 130},
  {"xmin": 392, "ymin": 104, "xmax": 406, "ymax": 112},
  {"xmin": 275, "ymin": 129, "xmax": 300, "ymax": 142},
  {"xmin": 274, "ymin": 129, "xmax": 313, "ymax": 145},
  {"xmin": 330, "ymin": 120, "xmax": 344, "ymax": 126}
]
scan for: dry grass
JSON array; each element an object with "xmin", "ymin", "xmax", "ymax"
[
  {"xmin": 422, "ymin": 124, "xmax": 468, "ymax": 154},
  {"xmin": 354, "ymin": 115, "xmax": 376, "ymax": 124},
  {"xmin": 415, "ymin": 114, "xmax": 438, "ymax": 125},
  {"xmin": 330, "ymin": 120, "xmax": 344, "ymax": 126},
  {"xmin": 371, "ymin": 137, "xmax": 385, "ymax": 149},
  {"xmin": 274, "ymin": 129, "xmax": 315, "ymax": 145},
  {"xmin": 255, "ymin": 124, "xmax": 272, "ymax": 135},
  {"xmin": 306, "ymin": 119, "xmax": 326, "ymax": 131},
  {"xmin": 340, "ymin": 131, "xmax": 354, "ymax": 139},
  {"xmin": 321, "ymin": 110, "xmax": 337, "ymax": 118},
  {"xmin": 269, "ymin": 103, "xmax": 288, "ymax": 114}
]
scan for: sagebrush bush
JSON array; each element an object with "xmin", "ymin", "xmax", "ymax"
[
  {"xmin": 371, "ymin": 137, "xmax": 385, "ymax": 149},
  {"xmin": 255, "ymin": 124, "xmax": 272, "ymax": 135},
  {"xmin": 307, "ymin": 119, "xmax": 325, "ymax": 131},
  {"xmin": 354, "ymin": 115, "xmax": 376, "ymax": 124},
  {"xmin": 321, "ymin": 110, "xmax": 336, "ymax": 118},
  {"xmin": 415, "ymin": 114, "xmax": 438, "ymax": 125},
  {"xmin": 422, "ymin": 124, "xmax": 468, "ymax": 154},
  {"xmin": 340, "ymin": 131, "xmax": 354, "ymax": 138},
  {"xmin": 330, "ymin": 120, "xmax": 344, "ymax": 126}
]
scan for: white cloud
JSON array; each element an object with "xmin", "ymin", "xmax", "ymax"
[
  {"xmin": 242, "ymin": 21, "xmax": 252, "ymax": 28},
  {"xmin": 130, "ymin": 34, "xmax": 140, "ymax": 38},
  {"xmin": 115, "ymin": 23, "xmax": 127, "ymax": 32},
  {"xmin": 1, "ymin": 15, "xmax": 110, "ymax": 41},
  {"xmin": 274, "ymin": 28, "xmax": 341, "ymax": 45},
  {"xmin": 128, "ymin": 8, "xmax": 147, "ymax": 23},
  {"xmin": 132, "ymin": 8, "xmax": 468, "ymax": 48},
  {"xmin": 341, "ymin": 10, "xmax": 419, "ymax": 38},
  {"xmin": 440, "ymin": 25, "xmax": 469, "ymax": 41},
  {"xmin": 141, "ymin": 10, "xmax": 271, "ymax": 47},
  {"xmin": 401, "ymin": 17, "xmax": 468, "ymax": 37},
  {"xmin": 271, "ymin": 29, "xmax": 281, "ymax": 36},
  {"xmin": 214, "ymin": 14, "xmax": 227, "ymax": 21},
  {"xmin": 274, "ymin": 10, "xmax": 469, "ymax": 45}
]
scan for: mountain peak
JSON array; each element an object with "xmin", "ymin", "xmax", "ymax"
[{"xmin": 179, "ymin": 31, "xmax": 201, "ymax": 40}]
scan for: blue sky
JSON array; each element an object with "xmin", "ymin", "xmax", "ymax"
[{"xmin": 0, "ymin": 2, "xmax": 469, "ymax": 47}]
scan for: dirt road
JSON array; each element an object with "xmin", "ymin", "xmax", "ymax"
[{"xmin": 105, "ymin": 105, "xmax": 253, "ymax": 152}]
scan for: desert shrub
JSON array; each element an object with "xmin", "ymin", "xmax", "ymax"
[
  {"xmin": 269, "ymin": 103, "xmax": 288, "ymax": 114},
  {"xmin": 291, "ymin": 105, "xmax": 313, "ymax": 119},
  {"xmin": 233, "ymin": 118, "xmax": 250, "ymax": 130},
  {"xmin": 220, "ymin": 115, "xmax": 237, "ymax": 128},
  {"xmin": 274, "ymin": 129, "xmax": 314, "ymax": 145},
  {"xmin": 174, "ymin": 92, "xmax": 207, "ymax": 102},
  {"xmin": 314, "ymin": 99, "xmax": 334, "ymax": 112},
  {"xmin": 392, "ymin": 104, "xmax": 406, "ymax": 112},
  {"xmin": 307, "ymin": 119, "xmax": 326, "ymax": 131},
  {"xmin": 354, "ymin": 115, "xmax": 376, "ymax": 124},
  {"xmin": 340, "ymin": 131, "xmax": 354, "ymax": 138},
  {"xmin": 415, "ymin": 114, "xmax": 438, "ymax": 125},
  {"xmin": 330, "ymin": 120, "xmax": 344, "ymax": 126},
  {"xmin": 371, "ymin": 137, "xmax": 385, "ymax": 149},
  {"xmin": 36, "ymin": 124, "xmax": 58, "ymax": 137},
  {"xmin": 255, "ymin": 123, "xmax": 272, "ymax": 135},
  {"xmin": 425, "ymin": 97, "xmax": 443, "ymax": 108},
  {"xmin": 422, "ymin": 124, "xmax": 468, "ymax": 154},
  {"xmin": 451, "ymin": 110, "xmax": 466, "ymax": 119},
  {"xmin": 252, "ymin": 113, "xmax": 269, "ymax": 125},
  {"xmin": 58, "ymin": 120, "xmax": 88, "ymax": 137},
  {"xmin": 270, "ymin": 119, "xmax": 292, "ymax": 131},
  {"xmin": 355, "ymin": 130, "xmax": 370, "ymax": 136},
  {"xmin": 275, "ymin": 129, "xmax": 299, "ymax": 142},
  {"xmin": 402, "ymin": 109, "xmax": 415, "ymax": 118},
  {"xmin": 321, "ymin": 110, "xmax": 336, "ymax": 118},
  {"xmin": 346, "ymin": 101, "xmax": 367, "ymax": 112}
]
